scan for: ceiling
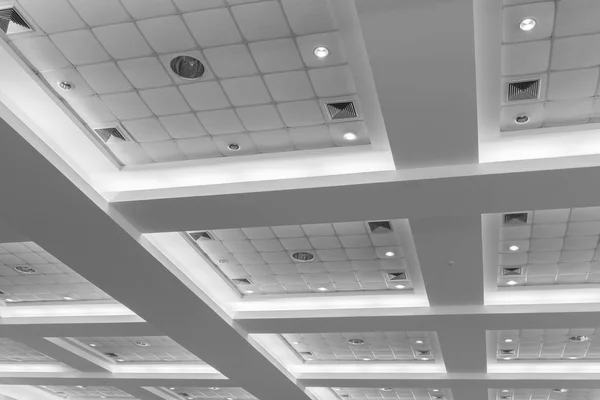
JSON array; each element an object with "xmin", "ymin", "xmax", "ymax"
[{"xmin": 4, "ymin": 1, "xmax": 600, "ymax": 400}]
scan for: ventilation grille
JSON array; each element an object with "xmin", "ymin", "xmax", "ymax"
[
  {"xmin": 507, "ymin": 79, "xmax": 540, "ymax": 102},
  {"xmin": 502, "ymin": 267, "xmax": 523, "ymax": 276},
  {"xmin": 386, "ymin": 271, "xmax": 407, "ymax": 281},
  {"xmin": 188, "ymin": 231, "xmax": 214, "ymax": 241},
  {"xmin": 416, "ymin": 350, "xmax": 431, "ymax": 356},
  {"xmin": 300, "ymin": 351, "xmax": 314, "ymax": 357},
  {"xmin": 0, "ymin": 7, "xmax": 31, "ymax": 35},
  {"xmin": 503, "ymin": 212, "xmax": 529, "ymax": 225},
  {"xmin": 325, "ymin": 101, "xmax": 358, "ymax": 120},
  {"xmin": 368, "ymin": 221, "xmax": 393, "ymax": 233},
  {"xmin": 94, "ymin": 127, "xmax": 127, "ymax": 144},
  {"xmin": 232, "ymin": 278, "xmax": 253, "ymax": 285},
  {"xmin": 500, "ymin": 349, "xmax": 516, "ymax": 355},
  {"xmin": 178, "ymin": 394, "xmax": 191, "ymax": 398},
  {"xmin": 104, "ymin": 352, "xmax": 119, "ymax": 358}
]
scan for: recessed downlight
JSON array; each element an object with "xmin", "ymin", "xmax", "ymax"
[
  {"xmin": 504, "ymin": 338, "xmax": 513, "ymax": 343},
  {"xmin": 361, "ymin": 357, "xmax": 371, "ymax": 361},
  {"xmin": 385, "ymin": 251, "xmax": 395, "ymax": 257},
  {"xmin": 432, "ymin": 390, "xmax": 440, "ymax": 393},
  {"xmin": 244, "ymin": 290, "xmax": 254, "ymax": 294},
  {"xmin": 117, "ymin": 358, "xmax": 125, "ymax": 362},
  {"xmin": 58, "ymin": 80, "xmax": 74, "ymax": 91},
  {"xmin": 14, "ymin": 265, "xmax": 36, "ymax": 274},
  {"xmin": 170, "ymin": 388, "xmax": 176, "ymax": 390},
  {"xmin": 343, "ymin": 132, "xmax": 357, "ymax": 141},
  {"xmin": 380, "ymin": 389, "xmax": 392, "ymax": 392},
  {"xmin": 170, "ymin": 55, "xmax": 205, "ymax": 80},
  {"xmin": 317, "ymin": 287, "xmax": 328, "ymax": 291},
  {"xmin": 415, "ymin": 340, "xmax": 425, "ymax": 344},
  {"xmin": 506, "ymin": 280, "xmax": 518, "ymax": 286},
  {"xmin": 502, "ymin": 357, "xmax": 512, "ymax": 360},
  {"xmin": 502, "ymin": 390, "xmax": 510, "ymax": 393},
  {"xmin": 509, "ymin": 245, "xmax": 520, "ymax": 251},
  {"xmin": 209, "ymin": 388, "xmax": 220, "ymax": 391},
  {"xmin": 291, "ymin": 341, "xmax": 300, "ymax": 345},
  {"xmin": 395, "ymin": 284, "xmax": 406, "ymax": 289},
  {"xmin": 515, "ymin": 115, "xmax": 529, "ymax": 124},
  {"xmin": 519, "ymin": 18, "xmax": 537, "ymax": 31},
  {"xmin": 314, "ymin": 46, "xmax": 329, "ymax": 58},
  {"xmin": 5, "ymin": 299, "xmax": 15, "ymax": 303},
  {"xmin": 228, "ymin": 143, "xmax": 241, "ymax": 151},
  {"xmin": 420, "ymin": 357, "xmax": 429, "ymax": 361},
  {"xmin": 553, "ymin": 389, "xmax": 568, "ymax": 394},
  {"xmin": 569, "ymin": 335, "xmax": 589, "ymax": 343},
  {"xmin": 568, "ymin": 356, "xmax": 578, "ymax": 360},
  {"xmin": 89, "ymin": 343, "xmax": 97, "ymax": 347},
  {"xmin": 348, "ymin": 338, "xmax": 365, "ymax": 345},
  {"xmin": 134, "ymin": 340, "xmax": 150, "ymax": 347},
  {"xmin": 76, "ymin": 386, "xmax": 86, "ymax": 389},
  {"xmin": 63, "ymin": 296, "xmax": 74, "ymax": 300},
  {"xmin": 292, "ymin": 251, "xmax": 315, "ymax": 262}
]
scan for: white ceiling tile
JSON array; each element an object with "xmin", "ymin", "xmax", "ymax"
[
  {"xmin": 593, "ymin": 98, "xmax": 600, "ymax": 122},
  {"xmin": 289, "ymin": 125, "xmax": 333, "ymax": 150},
  {"xmin": 502, "ymin": 2, "xmax": 555, "ymax": 43},
  {"xmin": 122, "ymin": 117, "xmax": 170, "ymax": 142},
  {"xmin": 277, "ymin": 100, "xmax": 325, "ymax": 127},
  {"xmin": 232, "ymin": 1, "xmax": 291, "ymax": 41},
  {"xmin": 183, "ymin": 8, "xmax": 243, "ymax": 48},
  {"xmin": 309, "ymin": 66, "xmax": 356, "ymax": 98},
  {"xmin": 69, "ymin": 0, "xmax": 131, "ymax": 26},
  {"xmin": 137, "ymin": 16, "xmax": 197, "ymax": 54},
  {"xmin": 221, "ymin": 77, "xmax": 271, "ymax": 107},
  {"xmin": 241, "ymin": 227, "xmax": 275, "ymax": 239},
  {"xmin": 504, "ymin": 0, "xmax": 545, "ymax": 4},
  {"xmin": 236, "ymin": 105, "xmax": 284, "ymax": 131},
  {"xmin": 329, "ymin": 121, "xmax": 370, "ymax": 146},
  {"xmin": 92, "ymin": 23, "xmax": 153, "ymax": 60},
  {"xmin": 228, "ymin": 0, "xmax": 264, "ymax": 4},
  {"xmin": 173, "ymin": 0, "xmax": 226, "ymax": 12},
  {"xmin": 180, "ymin": 81, "xmax": 231, "ymax": 111},
  {"xmin": 13, "ymin": 37, "xmax": 70, "ymax": 72},
  {"xmin": 282, "ymin": 0, "xmax": 337, "ymax": 35},
  {"xmin": 500, "ymin": 103, "xmax": 544, "ymax": 131},
  {"xmin": 100, "ymin": 92, "xmax": 153, "ymax": 120},
  {"xmin": 532, "ymin": 223, "xmax": 567, "ymax": 238},
  {"xmin": 51, "ymin": 30, "xmax": 111, "ymax": 65},
  {"xmin": 203, "ymin": 44, "xmax": 258, "ymax": 79},
  {"xmin": 77, "ymin": 62, "xmax": 133, "ymax": 94},
  {"xmin": 251, "ymin": 239, "xmax": 284, "ymax": 252},
  {"xmin": 159, "ymin": 50, "xmax": 215, "ymax": 83},
  {"xmin": 41, "ymin": 68, "xmax": 95, "ymax": 100},
  {"xmin": 120, "ymin": 0, "xmax": 178, "ymax": 19},
  {"xmin": 118, "ymin": 57, "xmax": 173, "ymax": 89},
  {"xmin": 333, "ymin": 222, "xmax": 367, "ymax": 235},
  {"xmin": 548, "ymin": 68, "xmax": 599, "ymax": 100},
  {"xmin": 159, "ymin": 114, "xmax": 206, "ymax": 138},
  {"xmin": 213, "ymin": 133, "xmax": 258, "ymax": 156},
  {"xmin": 175, "ymin": 137, "xmax": 221, "ymax": 159},
  {"xmin": 140, "ymin": 140, "xmax": 187, "ymax": 162},
  {"xmin": 502, "ymin": 40, "xmax": 551, "ymax": 76},
  {"xmin": 139, "ymin": 87, "xmax": 191, "ymax": 116},
  {"xmin": 107, "ymin": 141, "xmax": 152, "ymax": 165},
  {"xmin": 544, "ymin": 98, "xmax": 593, "ymax": 126},
  {"xmin": 249, "ymin": 38, "xmax": 305, "ymax": 74},
  {"xmin": 19, "ymin": 0, "xmax": 86, "ymax": 33},
  {"xmin": 264, "ymin": 71, "xmax": 315, "ymax": 102},
  {"xmin": 197, "ymin": 109, "xmax": 244, "ymax": 135},
  {"xmin": 555, "ymin": 0, "xmax": 600, "ymax": 37},
  {"xmin": 551, "ymin": 34, "xmax": 600, "ymax": 70},
  {"xmin": 69, "ymin": 95, "xmax": 116, "ymax": 125},
  {"xmin": 250, "ymin": 129, "xmax": 293, "ymax": 153},
  {"xmin": 297, "ymin": 32, "xmax": 347, "ymax": 68},
  {"xmin": 534, "ymin": 209, "xmax": 570, "ymax": 223}
]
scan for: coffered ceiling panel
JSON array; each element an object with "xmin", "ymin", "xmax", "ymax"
[
  {"xmin": 330, "ymin": 388, "xmax": 451, "ymax": 400},
  {"xmin": 39, "ymin": 386, "xmax": 133, "ymax": 398},
  {"xmin": 494, "ymin": 389, "xmax": 600, "ymax": 400},
  {"xmin": 161, "ymin": 387, "xmax": 257, "ymax": 400},
  {"xmin": 7, "ymin": 0, "xmax": 370, "ymax": 166},
  {"xmin": 0, "ymin": 338, "xmax": 54, "ymax": 363}
]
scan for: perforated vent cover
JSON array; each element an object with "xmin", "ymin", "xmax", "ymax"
[
  {"xmin": 94, "ymin": 127, "xmax": 126, "ymax": 144},
  {"xmin": 0, "ymin": 7, "xmax": 31, "ymax": 35},
  {"xmin": 507, "ymin": 80, "xmax": 540, "ymax": 102},
  {"xmin": 326, "ymin": 101, "xmax": 358, "ymax": 120}
]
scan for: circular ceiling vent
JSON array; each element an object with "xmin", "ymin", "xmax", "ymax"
[
  {"xmin": 347, "ymin": 338, "xmax": 365, "ymax": 345},
  {"xmin": 14, "ymin": 265, "xmax": 36, "ymax": 274},
  {"xmin": 569, "ymin": 335, "xmax": 589, "ymax": 343},
  {"xmin": 134, "ymin": 340, "xmax": 150, "ymax": 347},
  {"xmin": 170, "ymin": 55, "xmax": 205, "ymax": 80},
  {"xmin": 291, "ymin": 251, "xmax": 315, "ymax": 262},
  {"xmin": 58, "ymin": 80, "xmax": 74, "ymax": 91},
  {"xmin": 515, "ymin": 114, "xmax": 529, "ymax": 124}
]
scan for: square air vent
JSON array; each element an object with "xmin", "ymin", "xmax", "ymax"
[
  {"xmin": 500, "ymin": 349, "xmax": 516, "ymax": 355},
  {"xmin": 300, "ymin": 351, "xmax": 314, "ymax": 357},
  {"xmin": 503, "ymin": 212, "xmax": 529, "ymax": 225},
  {"xmin": 386, "ymin": 271, "xmax": 408, "ymax": 281},
  {"xmin": 502, "ymin": 267, "xmax": 523, "ymax": 276},
  {"xmin": 325, "ymin": 101, "xmax": 358, "ymax": 121},
  {"xmin": 507, "ymin": 79, "xmax": 540, "ymax": 102},
  {"xmin": 0, "ymin": 7, "xmax": 32, "ymax": 35},
  {"xmin": 188, "ymin": 231, "xmax": 214, "ymax": 241},
  {"xmin": 232, "ymin": 278, "xmax": 253, "ymax": 285},
  {"xmin": 416, "ymin": 350, "xmax": 431, "ymax": 356},
  {"xmin": 368, "ymin": 221, "xmax": 393, "ymax": 233},
  {"xmin": 94, "ymin": 127, "xmax": 128, "ymax": 144},
  {"xmin": 104, "ymin": 352, "xmax": 119, "ymax": 358}
]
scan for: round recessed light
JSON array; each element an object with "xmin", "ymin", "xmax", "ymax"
[
  {"xmin": 553, "ymin": 389, "xmax": 568, "ymax": 394},
  {"xmin": 395, "ymin": 284, "xmax": 406, "ymax": 289},
  {"xmin": 63, "ymin": 296, "xmax": 74, "ymax": 300},
  {"xmin": 244, "ymin": 290, "xmax": 254, "ymax": 294},
  {"xmin": 506, "ymin": 280, "xmax": 518, "ymax": 286},
  {"xmin": 504, "ymin": 338, "xmax": 513, "ymax": 343},
  {"xmin": 362, "ymin": 357, "xmax": 371, "ymax": 361},
  {"xmin": 134, "ymin": 340, "xmax": 150, "ymax": 347},
  {"xmin": 169, "ymin": 388, "xmax": 176, "ymax": 390},
  {"xmin": 209, "ymin": 388, "xmax": 220, "ymax": 391},
  {"xmin": 515, "ymin": 115, "xmax": 529, "ymax": 124},
  {"xmin": 519, "ymin": 18, "xmax": 537, "ymax": 31},
  {"xmin": 76, "ymin": 386, "xmax": 86, "ymax": 389},
  {"xmin": 170, "ymin": 55, "xmax": 205, "ymax": 80},
  {"xmin": 314, "ymin": 46, "xmax": 329, "ymax": 58},
  {"xmin": 502, "ymin": 357, "xmax": 512, "ymax": 360},
  {"xmin": 117, "ymin": 358, "xmax": 125, "ymax": 362},
  {"xmin": 432, "ymin": 390, "xmax": 440, "ymax": 393},
  {"xmin": 343, "ymin": 132, "xmax": 357, "ymax": 141},
  {"xmin": 228, "ymin": 143, "xmax": 241, "ymax": 151},
  {"xmin": 415, "ymin": 340, "xmax": 425, "ymax": 344},
  {"xmin": 348, "ymin": 338, "xmax": 365, "ymax": 345},
  {"xmin": 292, "ymin": 251, "xmax": 315, "ymax": 262},
  {"xmin": 100, "ymin": 397, "xmax": 106, "ymax": 399},
  {"xmin": 380, "ymin": 388, "xmax": 393, "ymax": 392},
  {"xmin": 317, "ymin": 287, "xmax": 328, "ymax": 291},
  {"xmin": 14, "ymin": 265, "xmax": 37, "ymax": 274},
  {"xmin": 568, "ymin": 356, "xmax": 578, "ymax": 360},
  {"xmin": 569, "ymin": 335, "xmax": 589, "ymax": 343},
  {"xmin": 420, "ymin": 357, "xmax": 429, "ymax": 361},
  {"xmin": 5, "ymin": 299, "xmax": 15, "ymax": 303},
  {"xmin": 89, "ymin": 343, "xmax": 97, "ymax": 347},
  {"xmin": 218, "ymin": 259, "xmax": 228, "ymax": 264},
  {"xmin": 385, "ymin": 251, "xmax": 395, "ymax": 257},
  {"xmin": 291, "ymin": 341, "xmax": 300, "ymax": 345},
  {"xmin": 502, "ymin": 390, "xmax": 510, "ymax": 393},
  {"xmin": 58, "ymin": 80, "xmax": 75, "ymax": 91},
  {"xmin": 509, "ymin": 245, "xmax": 520, "ymax": 252}
]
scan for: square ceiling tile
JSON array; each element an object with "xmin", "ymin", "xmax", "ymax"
[
  {"xmin": 544, "ymin": 98, "xmax": 593, "ymax": 127},
  {"xmin": 551, "ymin": 34, "xmax": 600, "ymax": 70},
  {"xmin": 592, "ymin": 98, "xmax": 600, "ymax": 122},
  {"xmin": 92, "ymin": 23, "xmax": 153, "ymax": 60},
  {"xmin": 77, "ymin": 62, "xmax": 133, "ymax": 94},
  {"xmin": 198, "ymin": 109, "xmax": 245, "ymax": 135},
  {"xmin": 100, "ymin": 92, "xmax": 153, "ymax": 120},
  {"xmin": 330, "ymin": 121, "xmax": 370, "ymax": 146},
  {"xmin": 118, "ymin": 57, "xmax": 173, "ymax": 89},
  {"xmin": 13, "ymin": 37, "xmax": 70, "ymax": 72},
  {"xmin": 249, "ymin": 38, "xmax": 304, "ymax": 74},
  {"xmin": 180, "ymin": 81, "xmax": 231, "ymax": 111},
  {"xmin": 502, "ymin": 40, "xmax": 551, "ymax": 76},
  {"xmin": 173, "ymin": 0, "xmax": 226, "ymax": 12},
  {"xmin": 555, "ymin": 0, "xmax": 600, "ymax": 37},
  {"xmin": 137, "ymin": 16, "xmax": 197, "ymax": 54},
  {"xmin": 139, "ymin": 87, "xmax": 191, "ymax": 116},
  {"xmin": 297, "ymin": 32, "xmax": 347, "ymax": 68},
  {"xmin": 309, "ymin": 66, "xmax": 356, "ymax": 98},
  {"xmin": 501, "ymin": 103, "xmax": 544, "ymax": 131},
  {"xmin": 548, "ymin": 68, "xmax": 599, "ymax": 100},
  {"xmin": 141, "ymin": 140, "xmax": 187, "ymax": 162},
  {"xmin": 19, "ymin": 0, "xmax": 86, "ymax": 33},
  {"xmin": 159, "ymin": 114, "xmax": 206, "ymax": 138},
  {"xmin": 264, "ymin": 71, "xmax": 315, "ymax": 102},
  {"xmin": 221, "ymin": 77, "xmax": 272, "ymax": 107},
  {"xmin": 277, "ymin": 100, "xmax": 325, "ymax": 127},
  {"xmin": 41, "ymin": 68, "xmax": 95, "ymax": 100},
  {"xmin": 120, "ymin": 0, "xmax": 178, "ymax": 19},
  {"xmin": 203, "ymin": 45, "xmax": 258, "ymax": 79},
  {"xmin": 159, "ymin": 50, "xmax": 215, "ymax": 84},
  {"xmin": 213, "ymin": 133, "xmax": 258, "ymax": 156},
  {"xmin": 282, "ymin": 0, "xmax": 337, "ymax": 35},
  {"xmin": 237, "ymin": 105, "xmax": 284, "ymax": 131},
  {"xmin": 69, "ymin": 0, "xmax": 130, "ymax": 26},
  {"xmin": 290, "ymin": 126, "xmax": 334, "ymax": 150},
  {"xmin": 232, "ymin": 1, "xmax": 291, "ymax": 41},
  {"xmin": 183, "ymin": 8, "xmax": 243, "ymax": 48},
  {"xmin": 250, "ymin": 129, "xmax": 293, "ymax": 153},
  {"xmin": 69, "ymin": 96, "xmax": 116, "ymax": 125},
  {"xmin": 502, "ymin": 2, "xmax": 555, "ymax": 43},
  {"xmin": 122, "ymin": 118, "xmax": 170, "ymax": 142},
  {"xmin": 108, "ymin": 141, "xmax": 152, "ymax": 165},
  {"xmin": 51, "ymin": 30, "xmax": 110, "ymax": 65},
  {"xmin": 176, "ymin": 137, "xmax": 221, "ymax": 159}
]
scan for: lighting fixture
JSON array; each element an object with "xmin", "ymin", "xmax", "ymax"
[
  {"xmin": 415, "ymin": 340, "xmax": 424, "ymax": 344},
  {"xmin": 58, "ymin": 80, "xmax": 74, "ymax": 91},
  {"xmin": 134, "ymin": 341, "xmax": 150, "ymax": 347},
  {"xmin": 209, "ymin": 388, "xmax": 220, "ymax": 391},
  {"xmin": 317, "ymin": 287, "xmax": 328, "ymax": 291},
  {"xmin": 509, "ymin": 245, "xmax": 519, "ymax": 252},
  {"xmin": 245, "ymin": 290, "xmax": 254, "ymax": 294},
  {"xmin": 568, "ymin": 356, "xmax": 578, "ymax": 360},
  {"xmin": 569, "ymin": 335, "xmax": 589, "ymax": 343},
  {"xmin": 218, "ymin": 259, "xmax": 228, "ymax": 264},
  {"xmin": 5, "ymin": 299, "xmax": 14, "ymax": 303},
  {"xmin": 515, "ymin": 115, "xmax": 529, "ymax": 124},
  {"xmin": 292, "ymin": 251, "xmax": 315, "ymax": 262},
  {"xmin": 380, "ymin": 389, "xmax": 393, "ymax": 392},
  {"xmin": 362, "ymin": 357, "xmax": 371, "ymax": 361},
  {"xmin": 14, "ymin": 265, "xmax": 36, "ymax": 274},
  {"xmin": 519, "ymin": 18, "xmax": 537, "ymax": 31},
  {"xmin": 502, "ymin": 390, "xmax": 510, "ymax": 393},
  {"xmin": 420, "ymin": 357, "xmax": 429, "ymax": 361},
  {"xmin": 343, "ymin": 132, "xmax": 357, "ymax": 141},
  {"xmin": 504, "ymin": 338, "xmax": 513, "ymax": 343},
  {"xmin": 117, "ymin": 358, "xmax": 125, "ymax": 362},
  {"xmin": 170, "ymin": 388, "xmax": 176, "ymax": 390},
  {"xmin": 348, "ymin": 338, "xmax": 365, "ymax": 345},
  {"xmin": 89, "ymin": 343, "xmax": 97, "ymax": 347},
  {"xmin": 502, "ymin": 357, "xmax": 512, "ymax": 360},
  {"xmin": 553, "ymin": 389, "xmax": 568, "ymax": 394},
  {"xmin": 228, "ymin": 143, "xmax": 240, "ymax": 151},
  {"xmin": 432, "ymin": 390, "xmax": 440, "ymax": 393},
  {"xmin": 385, "ymin": 251, "xmax": 395, "ymax": 257},
  {"xmin": 63, "ymin": 296, "xmax": 74, "ymax": 300},
  {"xmin": 506, "ymin": 280, "xmax": 518, "ymax": 286},
  {"xmin": 170, "ymin": 55, "xmax": 205, "ymax": 80},
  {"xmin": 76, "ymin": 386, "xmax": 86, "ymax": 389},
  {"xmin": 313, "ymin": 46, "xmax": 329, "ymax": 58},
  {"xmin": 395, "ymin": 284, "xmax": 406, "ymax": 289},
  {"xmin": 291, "ymin": 341, "xmax": 300, "ymax": 345}
]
